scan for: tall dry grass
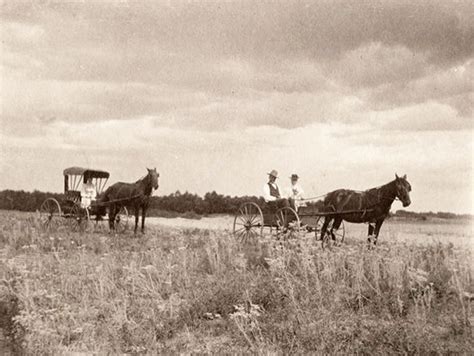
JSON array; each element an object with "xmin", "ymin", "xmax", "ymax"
[{"xmin": 0, "ymin": 210, "xmax": 472, "ymax": 354}]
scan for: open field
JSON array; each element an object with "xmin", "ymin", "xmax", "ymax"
[
  {"xmin": 1, "ymin": 210, "xmax": 473, "ymax": 354},
  {"xmin": 146, "ymin": 215, "xmax": 473, "ymax": 248}
]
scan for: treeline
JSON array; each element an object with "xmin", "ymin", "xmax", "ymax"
[
  {"xmin": 0, "ymin": 189, "xmax": 471, "ymax": 220},
  {"xmin": 150, "ymin": 191, "xmax": 264, "ymax": 215},
  {"xmin": 392, "ymin": 209, "xmax": 472, "ymax": 221},
  {"xmin": 0, "ymin": 189, "xmax": 265, "ymax": 215},
  {"xmin": 0, "ymin": 190, "xmax": 64, "ymax": 212}
]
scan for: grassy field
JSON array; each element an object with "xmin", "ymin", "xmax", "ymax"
[{"xmin": 0, "ymin": 210, "xmax": 473, "ymax": 354}]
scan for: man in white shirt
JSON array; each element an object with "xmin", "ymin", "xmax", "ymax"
[
  {"xmin": 81, "ymin": 177, "xmax": 97, "ymax": 208},
  {"xmin": 263, "ymin": 170, "xmax": 290, "ymax": 210},
  {"xmin": 285, "ymin": 174, "xmax": 304, "ymax": 210}
]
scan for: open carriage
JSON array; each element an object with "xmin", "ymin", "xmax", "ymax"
[
  {"xmin": 232, "ymin": 200, "xmax": 346, "ymax": 248},
  {"xmin": 232, "ymin": 174, "xmax": 413, "ymax": 249},
  {"xmin": 39, "ymin": 167, "xmax": 129, "ymax": 232}
]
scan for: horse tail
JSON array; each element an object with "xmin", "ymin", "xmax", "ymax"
[
  {"xmin": 323, "ymin": 191, "xmax": 333, "ymax": 205},
  {"xmin": 322, "ymin": 190, "xmax": 338, "ymax": 212},
  {"xmin": 97, "ymin": 187, "xmax": 111, "ymax": 204}
]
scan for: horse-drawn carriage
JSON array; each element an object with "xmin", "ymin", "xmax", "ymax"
[
  {"xmin": 39, "ymin": 167, "xmax": 129, "ymax": 232},
  {"xmin": 233, "ymin": 174, "xmax": 412, "ymax": 248},
  {"xmin": 232, "ymin": 201, "xmax": 345, "ymax": 248}
]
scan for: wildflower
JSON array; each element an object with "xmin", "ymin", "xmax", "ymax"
[{"xmin": 204, "ymin": 312, "xmax": 214, "ymax": 320}]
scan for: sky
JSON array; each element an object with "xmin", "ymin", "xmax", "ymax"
[{"xmin": 0, "ymin": 0, "xmax": 473, "ymax": 213}]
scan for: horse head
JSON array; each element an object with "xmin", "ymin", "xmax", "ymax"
[
  {"xmin": 147, "ymin": 168, "xmax": 160, "ymax": 190},
  {"xmin": 395, "ymin": 174, "xmax": 411, "ymax": 207}
]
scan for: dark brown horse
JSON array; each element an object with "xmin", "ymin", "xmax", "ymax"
[
  {"xmin": 320, "ymin": 174, "xmax": 411, "ymax": 246},
  {"xmin": 99, "ymin": 168, "xmax": 159, "ymax": 234}
]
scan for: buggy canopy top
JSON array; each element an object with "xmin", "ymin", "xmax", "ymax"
[
  {"xmin": 63, "ymin": 167, "xmax": 110, "ymax": 195},
  {"xmin": 63, "ymin": 167, "xmax": 110, "ymax": 179}
]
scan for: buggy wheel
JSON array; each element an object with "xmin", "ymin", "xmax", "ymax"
[
  {"xmin": 114, "ymin": 206, "xmax": 129, "ymax": 233},
  {"xmin": 233, "ymin": 202, "xmax": 264, "ymax": 243},
  {"xmin": 319, "ymin": 217, "xmax": 345, "ymax": 249},
  {"xmin": 67, "ymin": 202, "xmax": 92, "ymax": 232},
  {"xmin": 39, "ymin": 198, "xmax": 62, "ymax": 231},
  {"xmin": 275, "ymin": 207, "xmax": 300, "ymax": 239}
]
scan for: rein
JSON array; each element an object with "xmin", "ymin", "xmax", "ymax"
[
  {"xmin": 301, "ymin": 190, "xmax": 400, "ymax": 204},
  {"xmin": 96, "ymin": 194, "xmax": 143, "ymax": 206},
  {"xmin": 300, "ymin": 193, "xmax": 328, "ymax": 202}
]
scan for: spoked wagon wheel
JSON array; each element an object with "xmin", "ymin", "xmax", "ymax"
[
  {"xmin": 67, "ymin": 202, "xmax": 92, "ymax": 232},
  {"xmin": 233, "ymin": 202, "xmax": 264, "ymax": 243},
  {"xmin": 39, "ymin": 198, "xmax": 62, "ymax": 231},
  {"xmin": 114, "ymin": 206, "xmax": 129, "ymax": 233},
  {"xmin": 317, "ymin": 217, "xmax": 345, "ymax": 249},
  {"xmin": 275, "ymin": 207, "xmax": 301, "ymax": 240}
]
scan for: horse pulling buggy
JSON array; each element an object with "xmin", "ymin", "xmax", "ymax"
[
  {"xmin": 233, "ymin": 174, "xmax": 412, "ymax": 248},
  {"xmin": 39, "ymin": 167, "xmax": 130, "ymax": 232}
]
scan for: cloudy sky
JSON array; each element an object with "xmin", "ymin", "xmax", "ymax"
[{"xmin": 1, "ymin": 0, "xmax": 473, "ymax": 213}]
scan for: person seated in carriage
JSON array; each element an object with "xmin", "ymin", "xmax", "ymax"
[
  {"xmin": 285, "ymin": 174, "xmax": 305, "ymax": 211},
  {"xmin": 263, "ymin": 170, "xmax": 292, "ymax": 211},
  {"xmin": 81, "ymin": 177, "xmax": 97, "ymax": 208}
]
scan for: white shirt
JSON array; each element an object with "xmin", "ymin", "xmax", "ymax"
[
  {"xmin": 81, "ymin": 182, "xmax": 97, "ymax": 208},
  {"xmin": 285, "ymin": 183, "xmax": 304, "ymax": 209},
  {"xmin": 263, "ymin": 182, "xmax": 280, "ymax": 202}
]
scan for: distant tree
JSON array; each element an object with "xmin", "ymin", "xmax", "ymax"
[
  {"xmin": 4, "ymin": 189, "xmax": 469, "ymax": 220},
  {"xmin": 0, "ymin": 190, "xmax": 63, "ymax": 212}
]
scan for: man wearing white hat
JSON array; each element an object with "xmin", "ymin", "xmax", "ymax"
[{"xmin": 263, "ymin": 170, "xmax": 290, "ymax": 210}]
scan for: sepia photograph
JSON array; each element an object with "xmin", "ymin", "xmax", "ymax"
[{"xmin": 0, "ymin": 0, "xmax": 473, "ymax": 354}]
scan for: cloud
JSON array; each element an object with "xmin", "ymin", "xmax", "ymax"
[
  {"xmin": 1, "ymin": 76, "xmax": 210, "ymax": 124},
  {"xmin": 150, "ymin": 89, "xmax": 365, "ymax": 130},
  {"xmin": 0, "ymin": 21, "xmax": 45, "ymax": 44},
  {"xmin": 366, "ymin": 59, "xmax": 473, "ymax": 115},
  {"xmin": 2, "ymin": 2, "xmax": 472, "ymax": 131},
  {"xmin": 330, "ymin": 42, "xmax": 429, "ymax": 88},
  {"xmin": 372, "ymin": 102, "xmax": 471, "ymax": 132},
  {"xmin": 0, "ymin": 1, "xmax": 473, "ymax": 213},
  {"xmin": 3, "ymin": 1, "xmax": 472, "ymax": 79}
]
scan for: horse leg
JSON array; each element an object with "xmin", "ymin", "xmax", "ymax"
[
  {"xmin": 319, "ymin": 217, "xmax": 331, "ymax": 242},
  {"xmin": 331, "ymin": 217, "xmax": 343, "ymax": 242},
  {"xmin": 367, "ymin": 223, "xmax": 375, "ymax": 245},
  {"xmin": 372, "ymin": 219, "xmax": 385, "ymax": 245},
  {"xmin": 108, "ymin": 205, "xmax": 115, "ymax": 231},
  {"xmin": 134, "ymin": 205, "xmax": 140, "ymax": 234},
  {"xmin": 141, "ymin": 205, "xmax": 146, "ymax": 234}
]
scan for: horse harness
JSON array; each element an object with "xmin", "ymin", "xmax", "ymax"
[{"xmin": 331, "ymin": 188, "xmax": 399, "ymax": 220}]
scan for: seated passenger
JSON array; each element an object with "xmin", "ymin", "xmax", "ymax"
[
  {"xmin": 263, "ymin": 170, "xmax": 291, "ymax": 211},
  {"xmin": 81, "ymin": 177, "xmax": 96, "ymax": 208},
  {"xmin": 285, "ymin": 174, "xmax": 305, "ymax": 211}
]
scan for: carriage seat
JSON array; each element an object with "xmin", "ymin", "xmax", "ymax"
[{"xmin": 65, "ymin": 190, "xmax": 81, "ymax": 203}]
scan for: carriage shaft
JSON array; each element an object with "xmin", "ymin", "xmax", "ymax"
[{"xmin": 299, "ymin": 208, "xmax": 374, "ymax": 217}]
